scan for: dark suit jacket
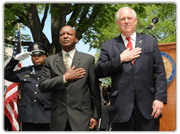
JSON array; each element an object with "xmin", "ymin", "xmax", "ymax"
[
  {"xmin": 95, "ymin": 33, "xmax": 167, "ymax": 123},
  {"xmin": 39, "ymin": 50, "xmax": 101, "ymax": 131},
  {"xmin": 4, "ymin": 58, "xmax": 52, "ymax": 123}
]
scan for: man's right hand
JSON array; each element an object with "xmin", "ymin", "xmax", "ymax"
[
  {"xmin": 64, "ymin": 66, "xmax": 85, "ymax": 82},
  {"xmin": 120, "ymin": 47, "xmax": 142, "ymax": 63}
]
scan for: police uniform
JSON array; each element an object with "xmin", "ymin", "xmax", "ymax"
[{"xmin": 4, "ymin": 43, "xmax": 52, "ymax": 131}]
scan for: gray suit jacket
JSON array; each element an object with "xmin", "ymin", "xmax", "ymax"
[{"xmin": 39, "ymin": 50, "xmax": 101, "ymax": 131}]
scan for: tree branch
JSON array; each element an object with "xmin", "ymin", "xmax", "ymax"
[
  {"xmin": 76, "ymin": 4, "xmax": 101, "ymax": 40},
  {"xmin": 78, "ymin": 4, "xmax": 91, "ymax": 25},
  {"xmin": 5, "ymin": 39, "xmax": 32, "ymax": 46},
  {"xmin": 25, "ymin": 4, "xmax": 43, "ymax": 42},
  {"xmin": 41, "ymin": 4, "xmax": 49, "ymax": 30},
  {"xmin": 67, "ymin": 4, "xmax": 83, "ymax": 26},
  {"xmin": 86, "ymin": 4, "xmax": 102, "ymax": 25}
]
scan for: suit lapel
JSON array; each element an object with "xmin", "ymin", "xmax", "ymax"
[
  {"xmin": 56, "ymin": 52, "xmax": 66, "ymax": 74},
  {"xmin": 71, "ymin": 50, "xmax": 81, "ymax": 68},
  {"xmin": 134, "ymin": 33, "xmax": 144, "ymax": 64},
  {"xmin": 115, "ymin": 35, "xmax": 126, "ymax": 53},
  {"xmin": 135, "ymin": 33, "xmax": 144, "ymax": 48}
]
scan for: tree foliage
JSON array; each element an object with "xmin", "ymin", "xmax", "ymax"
[
  {"xmin": 5, "ymin": 3, "xmax": 175, "ymax": 56},
  {"xmin": 92, "ymin": 3, "xmax": 176, "ymax": 50},
  {"xmin": 4, "ymin": 3, "xmax": 116, "ymax": 55}
]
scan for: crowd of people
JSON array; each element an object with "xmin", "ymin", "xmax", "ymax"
[{"xmin": 4, "ymin": 6, "xmax": 167, "ymax": 131}]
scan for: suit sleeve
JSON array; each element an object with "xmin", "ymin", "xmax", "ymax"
[
  {"xmin": 95, "ymin": 42, "xmax": 122, "ymax": 78},
  {"xmin": 4, "ymin": 58, "xmax": 20, "ymax": 82},
  {"xmin": 153, "ymin": 39, "xmax": 167, "ymax": 104},
  {"xmin": 88, "ymin": 57, "xmax": 101, "ymax": 119},
  {"xmin": 39, "ymin": 58, "xmax": 64, "ymax": 93}
]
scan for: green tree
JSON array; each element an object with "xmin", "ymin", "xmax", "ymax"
[
  {"xmin": 4, "ymin": 3, "xmax": 117, "ymax": 55},
  {"xmin": 92, "ymin": 3, "xmax": 176, "ymax": 50},
  {"xmin": 89, "ymin": 3, "xmax": 148, "ymax": 49},
  {"xmin": 137, "ymin": 3, "xmax": 176, "ymax": 43}
]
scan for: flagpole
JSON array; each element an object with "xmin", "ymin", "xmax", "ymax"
[
  {"xmin": 17, "ymin": 23, "xmax": 22, "ymax": 100},
  {"xmin": 17, "ymin": 23, "xmax": 22, "ymax": 131},
  {"xmin": 18, "ymin": 23, "xmax": 21, "ymax": 51}
]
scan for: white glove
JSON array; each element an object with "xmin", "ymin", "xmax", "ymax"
[{"xmin": 15, "ymin": 52, "xmax": 32, "ymax": 61}]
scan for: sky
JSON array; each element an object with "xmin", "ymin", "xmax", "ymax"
[{"xmin": 20, "ymin": 7, "xmax": 97, "ymax": 67}]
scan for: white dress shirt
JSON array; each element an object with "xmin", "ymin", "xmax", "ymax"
[{"xmin": 121, "ymin": 32, "xmax": 136, "ymax": 49}]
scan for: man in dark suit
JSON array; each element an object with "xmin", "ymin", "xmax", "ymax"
[
  {"xmin": 95, "ymin": 7, "xmax": 167, "ymax": 131},
  {"xmin": 4, "ymin": 43, "xmax": 52, "ymax": 131},
  {"xmin": 39, "ymin": 25, "xmax": 101, "ymax": 131}
]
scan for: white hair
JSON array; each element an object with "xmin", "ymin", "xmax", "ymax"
[{"xmin": 115, "ymin": 7, "xmax": 137, "ymax": 21}]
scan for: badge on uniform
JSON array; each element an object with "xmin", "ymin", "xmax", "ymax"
[
  {"xmin": 31, "ymin": 67, "xmax": 35, "ymax": 74},
  {"xmin": 25, "ymin": 75, "xmax": 30, "ymax": 77}
]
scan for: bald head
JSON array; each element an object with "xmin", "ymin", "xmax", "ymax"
[
  {"xmin": 115, "ymin": 7, "xmax": 137, "ymax": 37},
  {"xmin": 115, "ymin": 7, "xmax": 137, "ymax": 21}
]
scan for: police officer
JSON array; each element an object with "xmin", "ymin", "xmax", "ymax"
[{"xmin": 4, "ymin": 42, "xmax": 52, "ymax": 131}]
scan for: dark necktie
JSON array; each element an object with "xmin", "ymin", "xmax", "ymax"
[{"xmin": 126, "ymin": 37, "xmax": 134, "ymax": 65}]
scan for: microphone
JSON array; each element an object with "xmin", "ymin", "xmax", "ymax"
[{"xmin": 147, "ymin": 17, "xmax": 159, "ymax": 30}]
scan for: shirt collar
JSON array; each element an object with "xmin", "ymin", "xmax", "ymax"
[
  {"xmin": 62, "ymin": 49, "xmax": 76, "ymax": 58},
  {"xmin": 121, "ymin": 32, "xmax": 136, "ymax": 41}
]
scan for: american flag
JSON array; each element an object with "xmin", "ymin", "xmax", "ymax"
[{"xmin": 4, "ymin": 31, "xmax": 21, "ymax": 131}]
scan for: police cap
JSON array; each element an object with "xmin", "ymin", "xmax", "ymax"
[{"xmin": 28, "ymin": 42, "xmax": 48, "ymax": 56}]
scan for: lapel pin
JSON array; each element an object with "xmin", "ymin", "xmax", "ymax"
[{"xmin": 139, "ymin": 40, "xmax": 142, "ymax": 43}]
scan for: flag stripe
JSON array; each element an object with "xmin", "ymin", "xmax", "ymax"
[
  {"xmin": 5, "ymin": 101, "xmax": 19, "ymax": 131},
  {"xmin": 5, "ymin": 83, "xmax": 18, "ymax": 103}
]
